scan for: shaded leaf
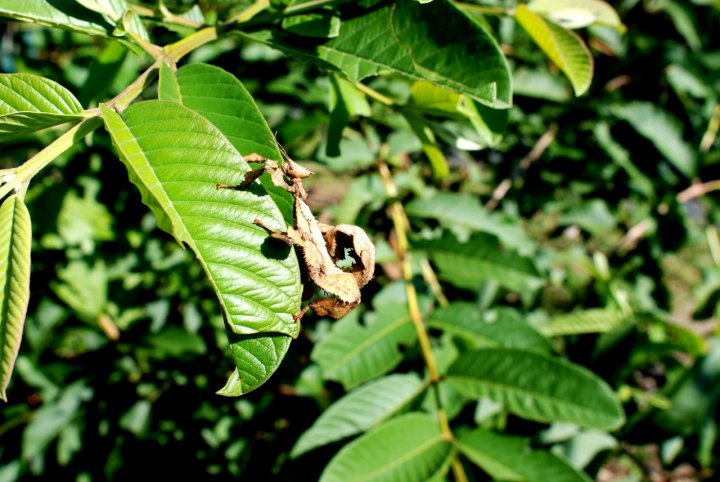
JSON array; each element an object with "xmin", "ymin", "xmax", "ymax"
[
  {"xmin": 429, "ymin": 303, "xmax": 552, "ymax": 353},
  {"xmin": 75, "ymin": 0, "xmax": 149, "ymax": 40},
  {"xmin": 245, "ymin": 0, "xmax": 511, "ymax": 107},
  {"xmin": 327, "ymin": 75, "xmax": 371, "ymax": 157},
  {"xmin": 0, "ymin": 74, "xmax": 84, "ymax": 142},
  {"xmin": 612, "ymin": 101, "xmax": 696, "ymax": 178},
  {"xmin": 515, "ymin": 4, "xmax": 593, "ymax": 96},
  {"xmin": 319, "ymin": 412, "xmax": 453, "ymax": 482},
  {"xmin": 446, "ymin": 348, "xmax": 625, "ymax": 429},
  {"xmin": 100, "ymin": 101, "xmax": 302, "ymax": 338},
  {"xmin": 457, "ymin": 428, "xmax": 592, "ymax": 482},
  {"xmin": 415, "ymin": 232, "xmax": 544, "ymax": 293},
  {"xmin": 0, "ymin": 195, "xmax": 31, "ymax": 401},
  {"xmin": 311, "ymin": 304, "xmax": 416, "ymax": 390},
  {"xmin": 292, "ymin": 373, "xmax": 425, "ymax": 457}
]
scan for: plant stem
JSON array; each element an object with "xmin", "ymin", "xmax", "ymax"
[
  {"xmin": 0, "ymin": 117, "xmax": 102, "ymax": 201},
  {"xmin": 456, "ymin": 2, "xmax": 511, "ymax": 16},
  {"xmin": 377, "ymin": 160, "xmax": 467, "ymax": 481},
  {"xmin": 164, "ymin": 26, "xmax": 219, "ymax": 63},
  {"xmin": 356, "ymin": 82, "xmax": 395, "ymax": 106}
]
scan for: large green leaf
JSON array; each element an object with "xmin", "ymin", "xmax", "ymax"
[
  {"xmin": 429, "ymin": 303, "xmax": 552, "ymax": 354},
  {"xmin": 415, "ymin": 232, "xmax": 544, "ymax": 293},
  {"xmin": 515, "ymin": 4, "xmax": 593, "ymax": 96},
  {"xmin": 446, "ymin": 348, "xmax": 625, "ymax": 429},
  {"xmin": 319, "ymin": 412, "xmax": 453, "ymax": 482},
  {"xmin": 244, "ymin": 0, "xmax": 511, "ymax": 107},
  {"xmin": 0, "ymin": 195, "xmax": 31, "ymax": 402},
  {"xmin": 162, "ymin": 63, "xmax": 295, "ymax": 223},
  {"xmin": 612, "ymin": 102, "xmax": 697, "ymax": 178},
  {"xmin": 311, "ymin": 303, "xmax": 416, "ymax": 389},
  {"xmin": 0, "ymin": 74, "xmax": 85, "ymax": 142},
  {"xmin": 75, "ymin": 0, "xmax": 149, "ymax": 40},
  {"xmin": 100, "ymin": 101, "xmax": 302, "ymax": 339},
  {"xmin": 0, "ymin": 0, "xmax": 114, "ymax": 37},
  {"xmin": 292, "ymin": 373, "xmax": 425, "ymax": 457},
  {"xmin": 456, "ymin": 428, "xmax": 592, "ymax": 482}
]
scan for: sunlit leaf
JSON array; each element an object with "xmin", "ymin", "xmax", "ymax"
[
  {"xmin": 457, "ymin": 428, "xmax": 592, "ymax": 482},
  {"xmin": 528, "ymin": 0, "xmax": 624, "ymax": 30},
  {"xmin": 292, "ymin": 373, "xmax": 425, "ymax": 457},
  {"xmin": 515, "ymin": 4, "xmax": 593, "ymax": 96},
  {"xmin": 100, "ymin": 101, "xmax": 302, "ymax": 339},
  {"xmin": 312, "ymin": 304, "xmax": 416, "ymax": 390},
  {"xmin": 0, "ymin": 0, "xmax": 114, "ymax": 37},
  {"xmin": 244, "ymin": 0, "xmax": 511, "ymax": 107},
  {"xmin": 0, "ymin": 195, "xmax": 31, "ymax": 402},
  {"xmin": 320, "ymin": 413, "xmax": 453, "ymax": 482},
  {"xmin": 0, "ymin": 74, "xmax": 84, "ymax": 142},
  {"xmin": 541, "ymin": 308, "xmax": 630, "ymax": 337},
  {"xmin": 446, "ymin": 348, "xmax": 625, "ymax": 429}
]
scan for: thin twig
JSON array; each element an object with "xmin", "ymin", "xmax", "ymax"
[
  {"xmin": 485, "ymin": 123, "xmax": 558, "ymax": 212},
  {"xmin": 677, "ymin": 179, "xmax": 720, "ymax": 204},
  {"xmin": 377, "ymin": 160, "xmax": 467, "ymax": 482}
]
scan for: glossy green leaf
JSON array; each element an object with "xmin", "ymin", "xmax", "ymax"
[
  {"xmin": 415, "ymin": 232, "xmax": 544, "ymax": 293},
  {"xmin": 100, "ymin": 101, "xmax": 302, "ymax": 339},
  {"xmin": 429, "ymin": 303, "xmax": 552, "ymax": 353},
  {"xmin": 319, "ymin": 412, "xmax": 453, "ymax": 482},
  {"xmin": 541, "ymin": 308, "xmax": 630, "ymax": 337},
  {"xmin": 292, "ymin": 373, "xmax": 425, "ymax": 457},
  {"xmin": 446, "ymin": 348, "xmax": 625, "ymax": 429},
  {"xmin": 0, "ymin": 74, "xmax": 84, "ymax": 142},
  {"xmin": 515, "ymin": 4, "xmax": 593, "ymax": 96},
  {"xmin": 311, "ymin": 303, "xmax": 416, "ymax": 390},
  {"xmin": 0, "ymin": 0, "xmax": 114, "ymax": 37},
  {"xmin": 0, "ymin": 195, "xmax": 31, "ymax": 402},
  {"xmin": 612, "ymin": 102, "xmax": 697, "ymax": 178},
  {"xmin": 457, "ymin": 428, "xmax": 592, "ymax": 482},
  {"xmin": 245, "ymin": 0, "xmax": 511, "ymax": 107},
  {"xmin": 168, "ymin": 63, "xmax": 295, "ymax": 224},
  {"xmin": 528, "ymin": 0, "xmax": 623, "ymax": 30}
]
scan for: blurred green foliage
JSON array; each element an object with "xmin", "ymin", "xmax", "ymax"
[{"xmin": 1, "ymin": 0, "xmax": 720, "ymax": 481}]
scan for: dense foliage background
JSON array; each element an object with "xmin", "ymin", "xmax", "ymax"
[{"xmin": 1, "ymin": 0, "xmax": 719, "ymax": 480}]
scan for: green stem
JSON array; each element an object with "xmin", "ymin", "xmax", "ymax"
[
  {"xmin": 0, "ymin": 117, "xmax": 103, "ymax": 201},
  {"xmin": 164, "ymin": 26, "xmax": 219, "ymax": 63}
]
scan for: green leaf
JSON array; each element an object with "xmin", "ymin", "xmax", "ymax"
[
  {"xmin": 405, "ymin": 192, "xmax": 534, "ymax": 254},
  {"xmin": 528, "ymin": 0, "xmax": 624, "ymax": 30},
  {"xmin": 0, "ymin": 195, "xmax": 31, "ymax": 402},
  {"xmin": 100, "ymin": 101, "xmax": 302, "ymax": 338},
  {"xmin": 245, "ymin": 0, "xmax": 511, "ymax": 107},
  {"xmin": 292, "ymin": 373, "xmax": 425, "ymax": 458},
  {"xmin": 415, "ymin": 232, "xmax": 544, "ymax": 293},
  {"xmin": 429, "ymin": 303, "xmax": 552, "ymax": 353},
  {"xmin": 612, "ymin": 102, "xmax": 697, "ymax": 178},
  {"xmin": 327, "ymin": 75, "xmax": 371, "ymax": 157},
  {"xmin": 457, "ymin": 428, "xmax": 592, "ymax": 482},
  {"xmin": 515, "ymin": 4, "xmax": 593, "ymax": 96},
  {"xmin": 319, "ymin": 412, "xmax": 453, "ymax": 482},
  {"xmin": 558, "ymin": 199, "xmax": 616, "ymax": 236},
  {"xmin": 282, "ymin": 11, "xmax": 341, "ymax": 38},
  {"xmin": 75, "ymin": 0, "xmax": 149, "ymax": 40},
  {"xmin": 0, "ymin": 74, "xmax": 84, "ymax": 142},
  {"xmin": 168, "ymin": 63, "xmax": 295, "ymax": 224},
  {"xmin": 541, "ymin": 308, "xmax": 630, "ymax": 337},
  {"xmin": 218, "ymin": 333, "xmax": 293, "ymax": 396},
  {"xmin": 52, "ymin": 260, "xmax": 108, "ymax": 324},
  {"xmin": 446, "ymin": 348, "xmax": 625, "ymax": 429},
  {"xmin": 403, "ymin": 112, "xmax": 449, "ymax": 179},
  {"xmin": 311, "ymin": 303, "xmax": 416, "ymax": 390},
  {"xmin": 0, "ymin": 0, "xmax": 114, "ymax": 37}
]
